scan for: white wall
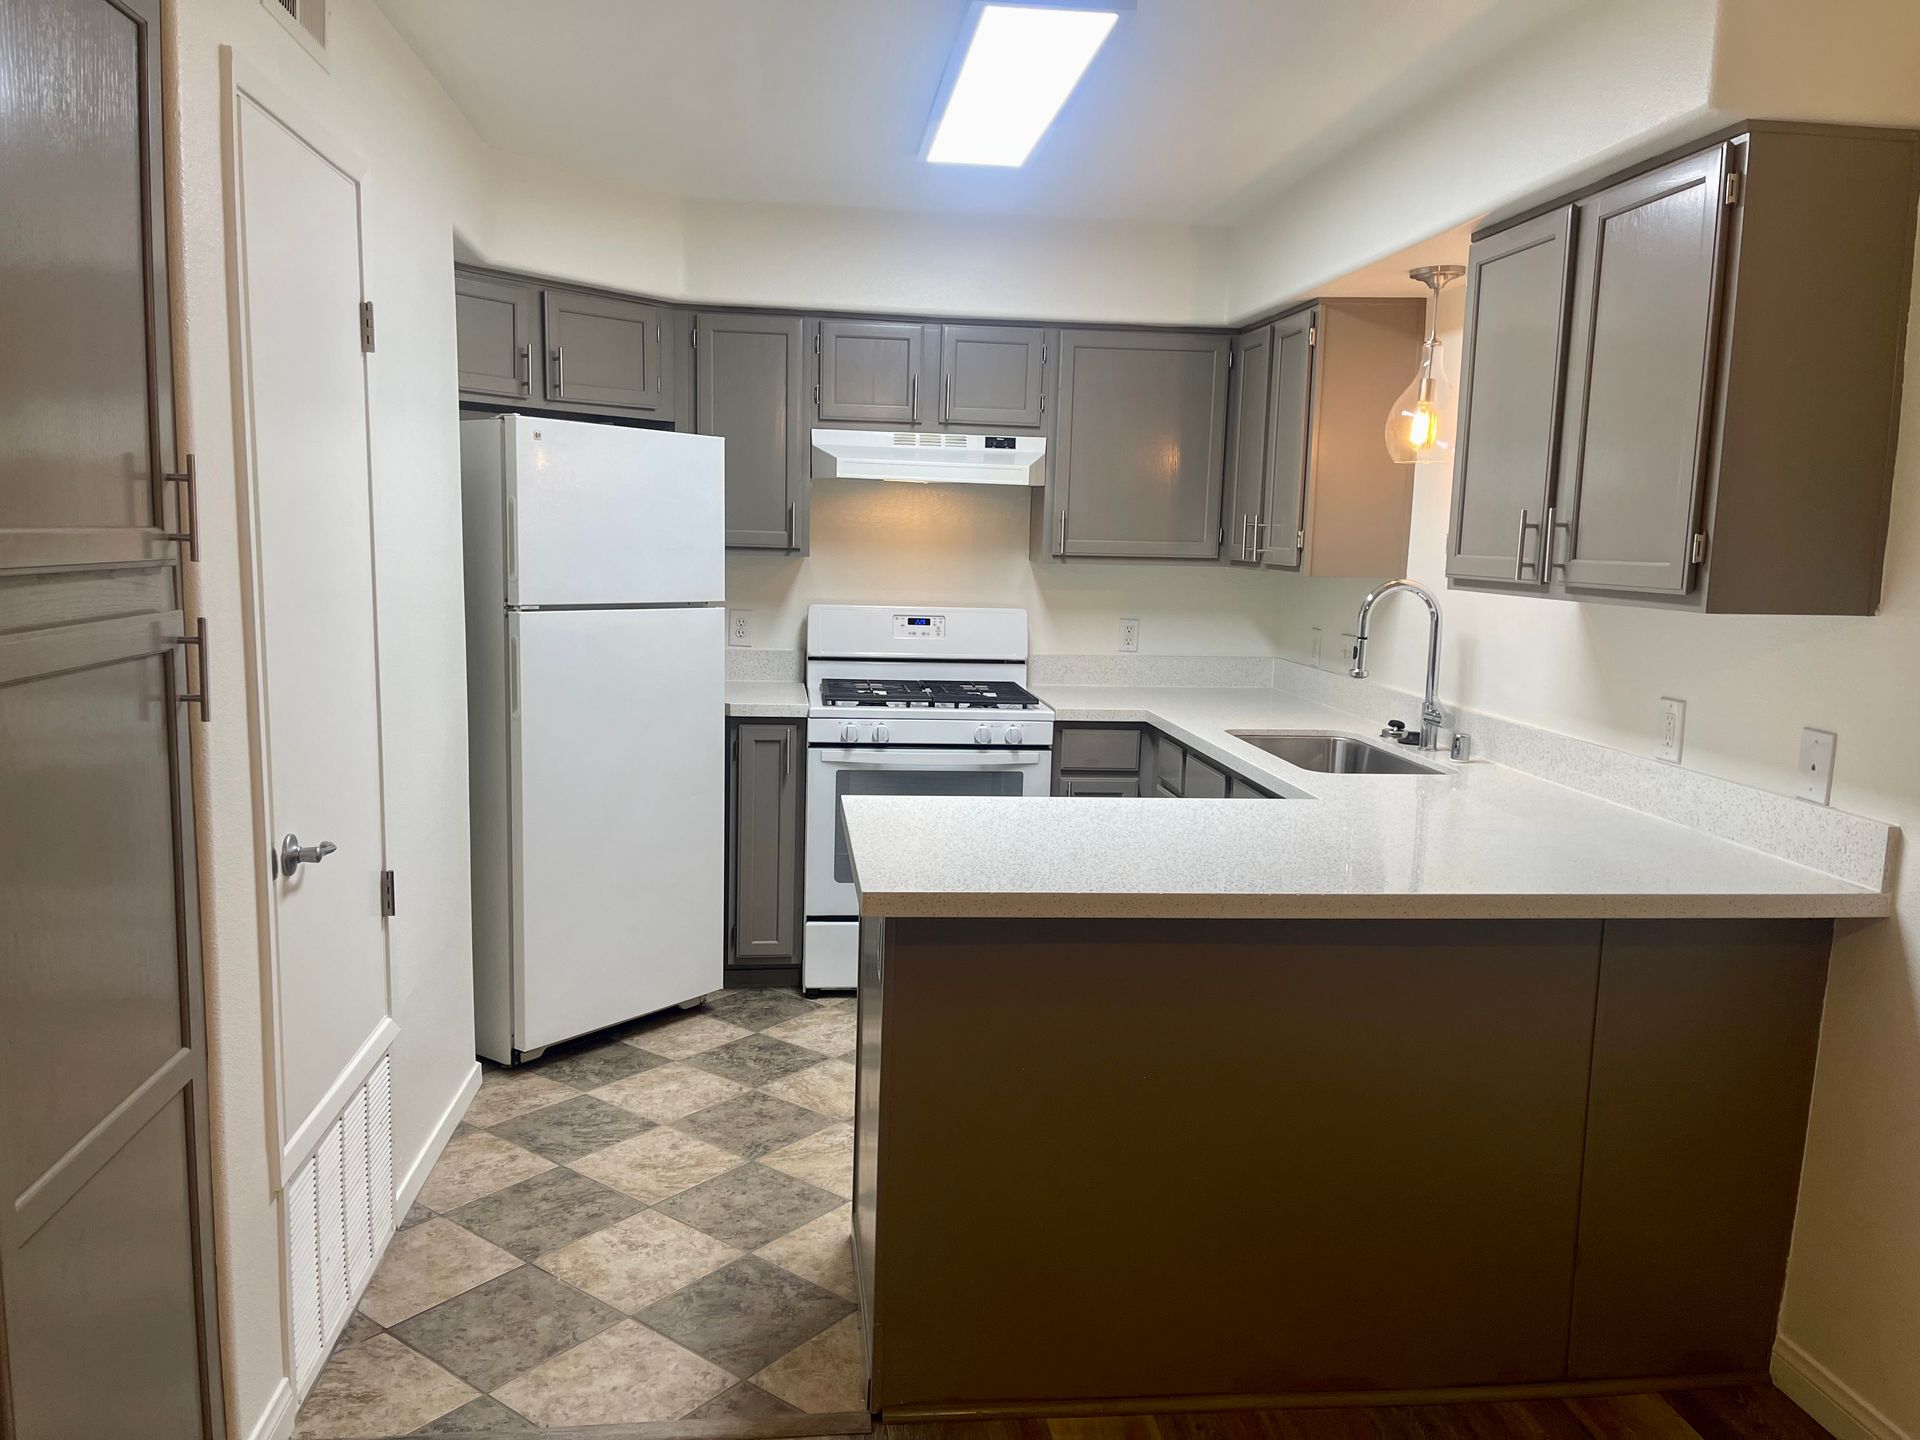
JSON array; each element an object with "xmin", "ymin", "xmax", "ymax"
[{"xmin": 165, "ymin": 0, "xmax": 484, "ymax": 1432}]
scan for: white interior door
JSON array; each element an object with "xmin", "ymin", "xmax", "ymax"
[
  {"xmin": 512, "ymin": 606, "xmax": 723, "ymax": 1050},
  {"xmin": 229, "ymin": 73, "xmax": 392, "ymax": 1171}
]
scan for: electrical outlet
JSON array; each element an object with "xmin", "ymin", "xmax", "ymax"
[
  {"xmin": 1798, "ymin": 727, "xmax": 1836, "ymax": 804},
  {"xmin": 1119, "ymin": 618, "xmax": 1140, "ymax": 653},
  {"xmin": 728, "ymin": 609, "xmax": 751, "ymax": 647},
  {"xmin": 1310, "ymin": 627, "xmax": 1324, "ymax": 668},
  {"xmin": 1657, "ymin": 697, "xmax": 1685, "ymax": 764}
]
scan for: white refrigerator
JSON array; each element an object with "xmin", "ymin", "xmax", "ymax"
[{"xmin": 461, "ymin": 415, "xmax": 725, "ymax": 1063}]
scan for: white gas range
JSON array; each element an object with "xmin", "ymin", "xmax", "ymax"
[{"xmin": 802, "ymin": 604, "xmax": 1055, "ymax": 992}]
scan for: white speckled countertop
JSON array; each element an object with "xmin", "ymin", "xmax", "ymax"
[
  {"xmin": 840, "ymin": 684, "xmax": 1891, "ymax": 921},
  {"xmin": 724, "ymin": 682, "xmax": 809, "ymax": 718}
]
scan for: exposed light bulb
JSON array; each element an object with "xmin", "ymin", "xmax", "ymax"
[{"xmin": 1385, "ymin": 267, "xmax": 1464, "ymax": 464}]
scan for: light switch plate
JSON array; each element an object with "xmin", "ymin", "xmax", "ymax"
[
  {"xmin": 1119, "ymin": 618, "xmax": 1140, "ymax": 653},
  {"xmin": 728, "ymin": 609, "xmax": 751, "ymax": 647},
  {"xmin": 1798, "ymin": 727, "xmax": 1836, "ymax": 804},
  {"xmin": 1657, "ymin": 697, "xmax": 1685, "ymax": 764}
]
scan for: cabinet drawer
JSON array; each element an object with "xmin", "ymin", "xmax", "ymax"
[
  {"xmin": 1057, "ymin": 727, "xmax": 1141, "ymax": 772},
  {"xmin": 1062, "ymin": 775, "xmax": 1140, "ymax": 798},
  {"xmin": 1155, "ymin": 739, "xmax": 1185, "ymax": 796},
  {"xmin": 1184, "ymin": 754, "xmax": 1227, "ymax": 798}
]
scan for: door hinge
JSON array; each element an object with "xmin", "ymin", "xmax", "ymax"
[
  {"xmin": 1039, "ymin": 392, "xmax": 1045, "ymax": 414},
  {"xmin": 359, "ymin": 300, "xmax": 376, "ymax": 353},
  {"xmin": 1296, "ymin": 528, "xmax": 1306, "ymax": 550},
  {"xmin": 655, "ymin": 321, "xmax": 662, "ymax": 343},
  {"xmin": 813, "ymin": 333, "xmax": 821, "ymax": 355},
  {"xmin": 380, "ymin": 869, "xmax": 397, "ymax": 917},
  {"xmin": 1040, "ymin": 341, "xmax": 1047, "ymax": 365},
  {"xmin": 813, "ymin": 383, "xmax": 820, "ymax": 404},
  {"xmin": 1307, "ymin": 324, "xmax": 1318, "ymax": 347},
  {"xmin": 1724, "ymin": 172, "xmax": 1742, "ymax": 206},
  {"xmin": 689, "ymin": 323, "xmax": 697, "ymax": 349},
  {"xmin": 1690, "ymin": 530, "xmax": 1708, "ymax": 563},
  {"xmin": 1227, "ymin": 346, "xmax": 1235, "ymax": 369}
]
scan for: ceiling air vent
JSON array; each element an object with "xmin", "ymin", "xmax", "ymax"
[{"xmin": 261, "ymin": 0, "xmax": 328, "ymax": 63}]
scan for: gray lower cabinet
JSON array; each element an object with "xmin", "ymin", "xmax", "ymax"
[
  {"xmin": 455, "ymin": 271, "xmax": 539, "ymax": 403},
  {"xmin": 939, "ymin": 323, "xmax": 1050, "ymax": 430},
  {"xmin": 544, "ymin": 288, "xmax": 672, "ymax": 417},
  {"xmin": 727, "ymin": 721, "xmax": 802, "ymax": 967},
  {"xmin": 1447, "ymin": 123, "xmax": 1920, "ymax": 614},
  {"xmin": 1055, "ymin": 724, "xmax": 1274, "ymax": 799},
  {"xmin": 815, "ymin": 319, "xmax": 933, "ymax": 425},
  {"xmin": 1061, "ymin": 775, "xmax": 1140, "ymax": 797},
  {"xmin": 697, "ymin": 313, "xmax": 807, "ymax": 551},
  {"xmin": 1050, "ymin": 329, "xmax": 1231, "ymax": 559},
  {"xmin": 1183, "ymin": 753, "xmax": 1227, "ymax": 798}
]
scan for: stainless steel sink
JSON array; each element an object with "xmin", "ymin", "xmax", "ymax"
[{"xmin": 1228, "ymin": 731, "xmax": 1443, "ymax": 776}]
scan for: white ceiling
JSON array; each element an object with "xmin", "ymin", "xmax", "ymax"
[{"xmin": 377, "ymin": 0, "xmax": 1575, "ymax": 226}]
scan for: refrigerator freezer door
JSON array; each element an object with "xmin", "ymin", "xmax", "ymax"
[
  {"xmin": 508, "ymin": 417, "xmax": 724, "ymax": 607},
  {"xmin": 510, "ymin": 605, "xmax": 724, "ymax": 1050}
]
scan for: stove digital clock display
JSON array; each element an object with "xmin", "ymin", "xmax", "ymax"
[{"xmin": 891, "ymin": 612, "xmax": 946, "ymax": 639}]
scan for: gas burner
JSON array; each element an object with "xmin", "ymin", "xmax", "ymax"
[{"xmin": 818, "ymin": 678, "xmax": 1042, "ymax": 710}]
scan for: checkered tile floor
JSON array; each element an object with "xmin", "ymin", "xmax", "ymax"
[{"xmin": 294, "ymin": 988, "xmax": 861, "ymax": 1437}]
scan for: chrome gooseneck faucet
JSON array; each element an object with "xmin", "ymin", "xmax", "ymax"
[{"xmin": 1350, "ymin": 579, "xmax": 1446, "ymax": 752}]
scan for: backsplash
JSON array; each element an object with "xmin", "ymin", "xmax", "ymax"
[
  {"xmin": 725, "ymin": 648, "xmax": 802, "ymax": 682},
  {"xmin": 1027, "ymin": 654, "xmax": 1277, "ymax": 688}
]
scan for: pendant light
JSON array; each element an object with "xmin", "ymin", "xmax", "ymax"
[{"xmin": 1385, "ymin": 264, "xmax": 1466, "ymax": 464}]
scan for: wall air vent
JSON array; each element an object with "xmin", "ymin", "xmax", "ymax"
[{"xmin": 261, "ymin": 0, "xmax": 328, "ymax": 63}]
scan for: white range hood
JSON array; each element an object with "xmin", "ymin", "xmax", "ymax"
[{"xmin": 810, "ymin": 428, "xmax": 1046, "ymax": 487}]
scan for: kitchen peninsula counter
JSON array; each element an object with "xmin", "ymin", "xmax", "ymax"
[{"xmin": 842, "ymin": 685, "xmax": 1883, "ymax": 1416}]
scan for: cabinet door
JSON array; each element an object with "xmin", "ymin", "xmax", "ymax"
[
  {"xmin": 730, "ymin": 723, "xmax": 800, "ymax": 963},
  {"xmin": 697, "ymin": 314, "xmax": 805, "ymax": 550},
  {"xmin": 455, "ymin": 271, "xmax": 539, "ymax": 403},
  {"xmin": 1062, "ymin": 775, "xmax": 1140, "ymax": 797},
  {"xmin": 1446, "ymin": 210, "xmax": 1574, "ymax": 586},
  {"xmin": 817, "ymin": 320, "xmax": 927, "ymax": 425},
  {"xmin": 1260, "ymin": 308, "xmax": 1316, "ymax": 569},
  {"xmin": 940, "ymin": 323, "xmax": 1047, "ymax": 429},
  {"xmin": 1155, "ymin": 738, "xmax": 1185, "ymax": 796},
  {"xmin": 1223, "ymin": 326, "xmax": 1274, "ymax": 566},
  {"xmin": 1554, "ymin": 145, "xmax": 1731, "ymax": 595},
  {"xmin": 1053, "ymin": 330, "xmax": 1229, "ymax": 559},
  {"xmin": 544, "ymin": 287, "xmax": 670, "ymax": 414},
  {"xmin": 1227, "ymin": 774, "xmax": 1273, "ymax": 799},
  {"xmin": 1184, "ymin": 754, "xmax": 1227, "ymax": 798}
]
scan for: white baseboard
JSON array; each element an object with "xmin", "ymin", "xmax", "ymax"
[
  {"xmin": 396, "ymin": 1060, "xmax": 480, "ymax": 1216},
  {"xmin": 242, "ymin": 1376, "xmax": 296, "ymax": 1440},
  {"xmin": 1774, "ymin": 1335, "xmax": 1912, "ymax": 1440}
]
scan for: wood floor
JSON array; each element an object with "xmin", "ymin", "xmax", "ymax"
[{"xmin": 383, "ymin": 1382, "xmax": 1831, "ymax": 1438}]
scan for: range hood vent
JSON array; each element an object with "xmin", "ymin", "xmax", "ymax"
[{"xmin": 810, "ymin": 428, "xmax": 1046, "ymax": 486}]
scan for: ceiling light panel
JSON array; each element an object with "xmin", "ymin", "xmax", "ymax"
[{"xmin": 925, "ymin": 4, "xmax": 1120, "ymax": 168}]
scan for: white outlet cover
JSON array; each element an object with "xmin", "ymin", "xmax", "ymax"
[
  {"xmin": 727, "ymin": 609, "xmax": 751, "ymax": 647},
  {"xmin": 1657, "ymin": 697, "xmax": 1685, "ymax": 764},
  {"xmin": 1798, "ymin": 728, "xmax": 1836, "ymax": 804},
  {"xmin": 1119, "ymin": 618, "xmax": 1140, "ymax": 653}
]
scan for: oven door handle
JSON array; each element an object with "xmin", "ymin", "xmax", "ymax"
[{"xmin": 812, "ymin": 749, "xmax": 1047, "ymax": 768}]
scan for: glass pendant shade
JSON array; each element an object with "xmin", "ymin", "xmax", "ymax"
[{"xmin": 1385, "ymin": 337, "xmax": 1457, "ymax": 464}]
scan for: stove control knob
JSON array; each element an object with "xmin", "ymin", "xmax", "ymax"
[
  {"xmin": 841, "ymin": 722, "xmax": 860, "ymax": 743},
  {"xmin": 974, "ymin": 724, "xmax": 993, "ymax": 746},
  {"xmin": 873, "ymin": 723, "xmax": 890, "ymax": 745},
  {"xmin": 1005, "ymin": 724, "xmax": 1024, "ymax": 746}
]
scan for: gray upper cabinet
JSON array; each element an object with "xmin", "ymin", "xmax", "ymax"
[
  {"xmin": 1051, "ymin": 329, "xmax": 1230, "ymax": 559},
  {"xmin": 1446, "ymin": 122, "xmax": 1918, "ymax": 615},
  {"xmin": 1260, "ymin": 308, "xmax": 1315, "ymax": 571},
  {"xmin": 1223, "ymin": 325, "xmax": 1274, "ymax": 565},
  {"xmin": 1445, "ymin": 207, "xmax": 1575, "ymax": 587},
  {"xmin": 544, "ymin": 289, "xmax": 671, "ymax": 416},
  {"xmin": 1553, "ymin": 146, "xmax": 1730, "ymax": 597},
  {"xmin": 939, "ymin": 324, "xmax": 1048, "ymax": 429},
  {"xmin": 816, "ymin": 319, "xmax": 931, "ymax": 425},
  {"xmin": 697, "ymin": 313, "xmax": 806, "ymax": 551},
  {"xmin": 455, "ymin": 272, "xmax": 540, "ymax": 404}
]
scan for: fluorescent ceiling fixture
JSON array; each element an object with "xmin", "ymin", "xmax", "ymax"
[{"xmin": 925, "ymin": 4, "xmax": 1119, "ymax": 167}]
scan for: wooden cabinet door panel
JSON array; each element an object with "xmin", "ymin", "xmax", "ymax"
[
  {"xmin": 1555, "ymin": 145, "xmax": 1731, "ymax": 595},
  {"xmin": 940, "ymin": 323, "xmax": 1046, "ymax": 428},
  {"xmin": 1260, "ymin": 309, "xmax": 1316, "ymax": 570},
  {"xmin": 698, "ymin": 313, "xmax": 804, "ymax": 549},
  {"xmin": 1054, "ymin": 330, "xmax": 1229, "ymax": 559},
  {"xmin": 1224, "ymin": 325, "xmax": 1273, "ymax": 565},
  {"xmin": 1447, "ymin": 207, "xmax": 1575, "ymax": 585},
  {"xmin": 817, "ymin": 320, "xmax": 926, "ymax": 425},
  {"xmin": 730, "ymin": 723, "xmax": 800, "ymax": 962},
  {"xmin": 455, "ymin": 272, "xmax": 539, "ymax": 402},
  {"xmin": 544, "ymin": 288, "xmax": 668, "ymax": 413}
]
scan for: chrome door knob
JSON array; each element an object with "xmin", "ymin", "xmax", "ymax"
[{"xmin": 279, "ymin": 833, "xmax": 337, "ymax": 878}]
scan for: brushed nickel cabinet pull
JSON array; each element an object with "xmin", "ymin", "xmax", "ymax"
[
  {"xmin": 162, "ymin": 454, "xmax": 199, "ymax": 561},
  {"xmin": 174, "ymin": 616, "xmax": 210, "ymax": 722}
]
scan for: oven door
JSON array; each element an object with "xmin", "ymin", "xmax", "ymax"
[{"xmin": 805, "ymin": 746, "xmax": 1050, "ymax": 919}]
